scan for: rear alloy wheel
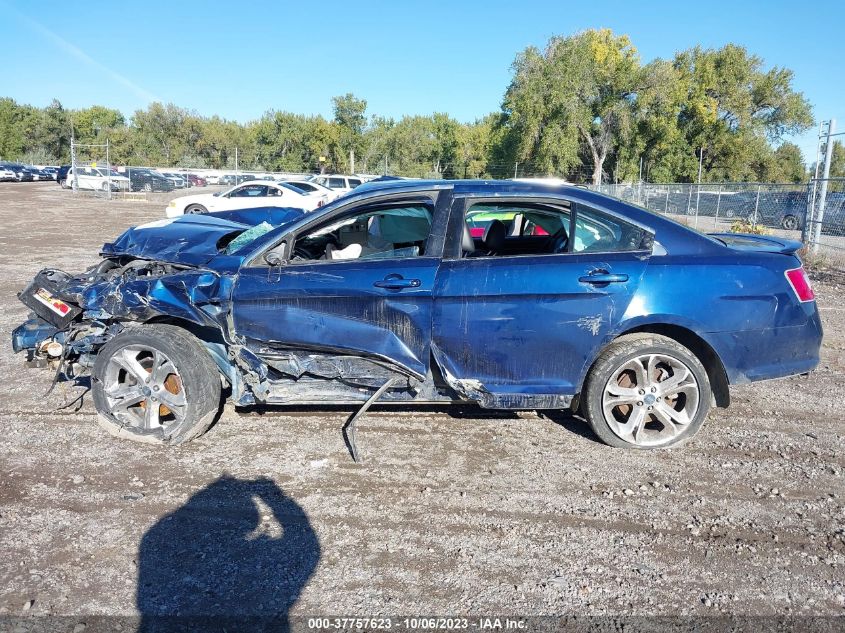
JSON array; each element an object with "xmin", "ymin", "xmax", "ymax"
[
  {"xmin": 92, "ymin": 325, "xmax": 222, "ymax": 445},
  {"xmin": 185, "ymin": 204, "xmax": 207, "ymax": 214},
  {"xmin": 581, "ymin": 334, "xmax": 711, "ymax": 448},
  {"xmin": 781, "ymin": 215, "xmax": 799, "ymax": 231}
]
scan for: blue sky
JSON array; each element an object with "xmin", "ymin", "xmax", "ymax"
[{"xmin": 1, "ymin": 0, "xmax": 842, "ymax": 164}]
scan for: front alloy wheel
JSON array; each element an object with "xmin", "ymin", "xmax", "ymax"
[
  {"xmin": 92, "ymin": 325, "xmax": 222, "ymax": 445},
  {"xmin": 101, "ymin": 345, "xmax": 188, "ymax": 433}
]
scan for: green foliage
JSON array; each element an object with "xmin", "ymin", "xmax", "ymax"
[
  {"xmin": 0, "ymin": 33, "xmax": 816, "ymax": 181},
  {"xmin": 730, "ymin": 219, "xmax": 770, "ymax": 235},
  {"xmin": 829, "ymin": 141, "xmax": 845, "ymax": 178}
]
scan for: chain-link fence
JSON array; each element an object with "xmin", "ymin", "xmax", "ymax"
[
  {"xmin": 805, "ymin": 178, "xmax": 845, "ymax": 265},
  {"xmin": 587, "ymin": 181, "xmax": 845, "ymax": 269}
]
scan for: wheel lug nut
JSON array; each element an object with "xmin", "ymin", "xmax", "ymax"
[
  {"xmin": 153, "ymin": 385, "xmax": 160, "ymax": 391},
  {"xmin": 638, "ymin": 389, "xmax": 645, "ymax": 395},
  {"xmin": 651, "ymin": 386, "xmax": 657, "ymax": 393},
  {"xmin": 637, "ymin": 401, "xmax": 643, "ymax": 406},
  {"xmin": 648, "ymin": 406, "xmax": 653, "ymax": 411}
]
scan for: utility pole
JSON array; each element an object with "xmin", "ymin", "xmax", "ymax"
[
  {"xmin": 70, "ymin": 135, "xmax": 79, "ymax": 193},
  {"xmin": 514, "ymin": 162, "xmax": 518, "ymax": 179},
  {"xmin": 812, "ymin": 119, "xmax": 837, "ymax": 253},
  {"xmin": 697, "ymin": 146, "xmax": 704, "ymax": 184},
  {"xmin": 694, "ymin": 146, "xmax": 704, "ymax": 227},
  {"xmin": 805, "ymin": 121, "xmax": 825, "ymax": 243},
  {"xmin": 349, "ymin": 149, "xmax": 355, "ymax": 174},
  {"xmin": 106, "ymin": 139, "xmax": 111, "ymax": 200},
  {"xmin": 235, "ymin": 146, "xmax": 239, "ymax": 178}
]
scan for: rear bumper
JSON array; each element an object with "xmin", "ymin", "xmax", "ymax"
[{"xmin": 709, "ymin": 309, "xmax": 824, "ymax": 384}]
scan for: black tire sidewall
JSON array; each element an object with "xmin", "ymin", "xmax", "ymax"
[
  {"xmin": 582, "ymin": 335, "xmax": 712, "ymax": 449},
  {"xmin": 186, "ymin": 205, "xmax": 206, "ymax": 214},
  {"xmin": 92, "ymin": 325, "xmax": 221, "ymax": 445}
]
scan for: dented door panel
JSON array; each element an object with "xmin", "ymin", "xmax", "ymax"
[
  {"xmin": 231, "ymin": 257, "xmax": 439, "ymax": 378},
  {"xmin": 432, "ymin": 253, "xmax": 648, "ymax": 401}
]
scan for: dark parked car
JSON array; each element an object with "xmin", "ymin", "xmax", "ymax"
[
  {"xmin": 218, "ymin": 174, "xmax": 254, "ymax": 186},
  {"xmin": 12, "ymin": 180, "xmax": 822, "ymax": 453},
  {"xmin": 123, "ymin": 168, "xmax": 176, "ymax": 192},
  {"xmin": 56, "ymin": 165, "xmax": 71, "ymax": 186},
  {"xmin": 0, "ymin": 162, "xmax": 34, "ymax": 182}
]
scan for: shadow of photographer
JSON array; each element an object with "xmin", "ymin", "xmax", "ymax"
[{"xmin": 137, "ymin": 475, "xmax": 320, "ymax": 632}]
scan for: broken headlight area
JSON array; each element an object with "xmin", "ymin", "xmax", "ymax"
[{"xmin": 14, "ymin": 258, "xmax": 199, "ymax": 365}]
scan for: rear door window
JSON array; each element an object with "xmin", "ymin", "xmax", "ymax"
[{"xmin": 572, "ymin": 205, "xmax": 648, "ymax": 253}]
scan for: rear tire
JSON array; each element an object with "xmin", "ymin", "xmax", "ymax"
[
  {"xmin": 581, "ymin": 333, "xmax": 711, "ymax": 449},
  {"xmin": 92, "ymin": 324, "xmax": 222, "ymax": 446},
  {"xmin": 781, "ymin": 215, "xmax": 799, "ymax": 231},
  {"xmin": 143, "ymin": 182, "xmax": 153, "ymax": 192}
]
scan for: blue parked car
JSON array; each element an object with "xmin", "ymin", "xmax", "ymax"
[{"xmin": 11, "ymin": 181, "xmax": 822, "ymax": 452}]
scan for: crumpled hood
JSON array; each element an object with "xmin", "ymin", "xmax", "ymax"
[
  {"xmin": 100, "ymin": 209, "xmax": 304, "ymax": 266},
  {"xmin": 101, "ymin": 215, "xmax": 252, "ymax": 266}
]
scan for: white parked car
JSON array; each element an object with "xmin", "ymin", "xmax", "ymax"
[
  {"xmin": 63, "ymin": 167, "xmax": 130, "ymax": 191},
  {"xmin": 165, "ymin": 180, "xmax": 325, "ymax": 217},
  {"xmin": 281, "ymin": 179, "xmax": 341, "ymax": 204},
  {"xmin": 307, "ymin": 174, "xmax": 363, "ymax": 195},
  {"xmin": 0, "ymin": 167, "xmax": 16, "ymax": 182}
]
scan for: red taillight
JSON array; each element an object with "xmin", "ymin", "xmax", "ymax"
[{"xmin": 785, "ymin": 267, "xmax": 815, "ymax": 302}]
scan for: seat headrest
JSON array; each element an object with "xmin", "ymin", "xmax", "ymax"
[
  {"xmin": 482, "ymin": 219, "xmax": 507, "ymax": 253},
  {"xmin": 461, "ymin": 222, "xmax": 476, "ymax": 254}
]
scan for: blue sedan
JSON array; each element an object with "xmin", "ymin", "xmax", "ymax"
[{"xmin": 12, "ymin": 180, "xmax": 822, "ymax": 452}]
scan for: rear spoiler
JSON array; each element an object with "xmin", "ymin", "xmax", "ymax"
[{"xmin": 708, "ymin": 233, "xmax": 803, "ymax": 256}]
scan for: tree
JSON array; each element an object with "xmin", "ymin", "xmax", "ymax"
[
  {"xmin": 132, "ymin": 102, "xmax": 193, "ymax": 165},
  {"xmin": 0, "ymin": 98, "xmax": 28, "ymax": 159},
  {"xmin": 672, "ymin": 44, "xmax": 813, "ymax": 182},
  {"xmin": 332, "ymin": 93, "xmax": 367, "ymax": 171},
  {"xmin": 828, "ymin": 140, "xmax": 845, "ymax": 179},
  {"xmin": 767, "ymin": 142, "xmax": 807, "ymax": 183},
  {"xmin": 500, "ymin": 29, "xmax": 644, "ymax": 184},
  {"xmin": 71, "ymin": 105, "xmax": 125, "ymax": 143}
]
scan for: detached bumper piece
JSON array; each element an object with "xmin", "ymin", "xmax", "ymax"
[{"xmin": 12, "ymin": 317, "xmax": 61, "ymax": 354}]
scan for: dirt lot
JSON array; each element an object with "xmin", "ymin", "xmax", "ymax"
[{"xmin": 0, "ymin": 182, "xmax": 844, "ymax": 623}]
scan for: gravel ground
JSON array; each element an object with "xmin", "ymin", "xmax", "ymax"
[{"xmin": 0, "ymin": 182, "xmax": 843, "ymax": 622}]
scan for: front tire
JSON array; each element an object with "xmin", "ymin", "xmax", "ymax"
[
  {"xmin": 581, "ymin": 333, "xmax": 711, "ymax": 449},
  {"xmin": 781, "ymin": 215, "xmax": 799, "ymax": 230},
  {"xmin": 92, "ymin": 325, "xmax": 222, "ymax": 445},
  {"xmin": 185, "ymin": 204, "xmax": 207, "ymax": 214}
]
